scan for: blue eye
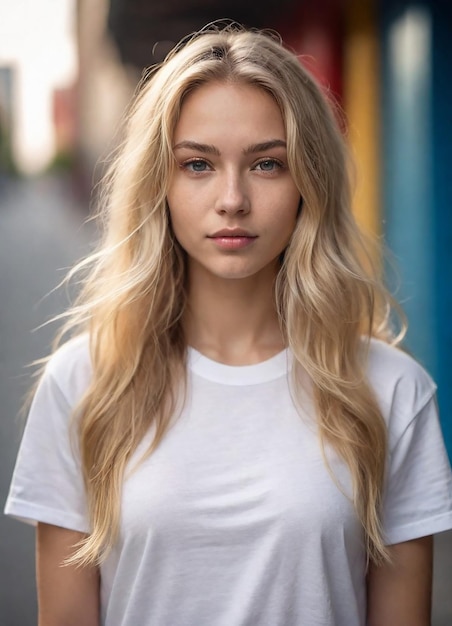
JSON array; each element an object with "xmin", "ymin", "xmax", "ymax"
[
  {"xmin": 255, "ymin": 159, "xmax": 282, "ymax": 172},
  {"xmin": 185, "ymin": 160, "xmax": 209, "ymax": 172}
]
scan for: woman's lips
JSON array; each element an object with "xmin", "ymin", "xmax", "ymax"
[
  {"xmin": 208, "ymin": 230, "xmax": 257, "ymax": 250},
  {"xmin": 210, "ymin": 235, "xmax": 257, "ymax": 250}
]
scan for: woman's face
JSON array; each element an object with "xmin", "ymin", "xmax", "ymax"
[{"xmin": 167, "ymin": 81, "xmax": 301, "ymax": 285}]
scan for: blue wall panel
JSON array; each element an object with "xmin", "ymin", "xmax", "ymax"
[
  {"xmin": 381, "ymin": 0, "xmax": 451, "ymax": 458},
  {"xmin": 432, "ymin": 0, "xmax": 452, "ymax": 458},
  {"xmin": 381, "ymin": 2, "xmax": 436, "ymax": 369}
]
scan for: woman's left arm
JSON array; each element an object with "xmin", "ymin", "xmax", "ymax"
[{"xmin": 366, "ymin": 535, "xmax": 433, "ymax": 626}]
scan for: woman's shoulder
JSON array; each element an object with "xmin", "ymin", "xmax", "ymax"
[
  {"xmin": 366, "ymin": 338, "xmax": 435, "ymax": 393},
  {"xmin": 43, "ymin": 333, "xmax": 92, "ymax": 407},
  {"xmin": 366, "ymin": 338, "xmax": 437, "ymax": 437}
]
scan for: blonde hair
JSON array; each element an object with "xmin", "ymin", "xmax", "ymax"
[{"xmin": 56, "ymin": 25, "xmax": 403, "ymax": 566}]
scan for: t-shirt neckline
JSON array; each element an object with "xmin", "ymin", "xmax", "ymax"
[{"xmin": 188, "ymin": 347, "xmax": 291, "ymax": 385}]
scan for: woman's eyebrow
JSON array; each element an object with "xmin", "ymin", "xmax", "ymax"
[
  {"xmin": 243, "ymin": 140, "xmax": 287, "ymax": 154},
  {"xmin": 173, "ymin": 141, "xmax": 220, "ymax": 155}
]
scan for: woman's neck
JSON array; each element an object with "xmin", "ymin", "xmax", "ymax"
[{"xmin": 183, "ymin": 267, "xmax": 285, "ymax": 365}]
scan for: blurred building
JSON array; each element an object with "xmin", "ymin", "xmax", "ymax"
[
  {"xmin": 51, "ymin": 86, "xmax": 77, "ymax": 168},
  {"xmin": 76, "ymin": 0, "xmax": 135, "ymax": 187},
  {"xmin": 74, "ymin": 0, "xmax": 452, "ymax": 457},
  {"xmin": 0, "ymin": 65, "xmax": 17, "ymax": 176}
]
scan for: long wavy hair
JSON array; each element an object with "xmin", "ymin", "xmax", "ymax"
[{"xmin": 55, "ymin": 25, "xmax": 403, "ymax": 567}]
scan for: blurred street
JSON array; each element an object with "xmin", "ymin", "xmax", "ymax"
[
  {"xmin": 0, "ymin": 176, "xmax": 451, "ymax": 624},
  {"xmin": 0, "ymin": 175, "xmax": 95, "ymax": 625}
]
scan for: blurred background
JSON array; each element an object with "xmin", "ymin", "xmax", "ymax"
[{"xmin": 0, "ymin": 0, "xmax": 451, "ymax": 624}]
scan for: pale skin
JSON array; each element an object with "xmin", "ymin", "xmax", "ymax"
[
  {"xmin": 36, "ymin": 524, "xmax": 99, "ymax": 626},
  {"xmin": 36, "ymin": 82, "xmax": 433, "ymax": 625}
]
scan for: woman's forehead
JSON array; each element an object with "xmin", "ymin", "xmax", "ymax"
[{"xmin": 173, "ymin": 82, "xmax": 286, "ymax": 145}]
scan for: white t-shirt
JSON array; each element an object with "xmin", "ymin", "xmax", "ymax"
[{"xmin": 5, "ymin": 335, "xmax": 452, "ymax": 626}]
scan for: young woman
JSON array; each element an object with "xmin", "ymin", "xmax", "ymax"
[{"xmin": 5, "ymin": 25, "xmax": 452, "ymax": 626}]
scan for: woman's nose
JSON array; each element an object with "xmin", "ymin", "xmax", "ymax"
[{"xmin": 214, "ymin": 171, "xmax": 251, "ymax": 215}]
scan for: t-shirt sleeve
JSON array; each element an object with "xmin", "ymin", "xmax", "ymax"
[
  {"xmin": 382, "ymin": 393, "xmax": 452, "ymax": 545},
  {"xmin": 4, "ymin": 364, "xmax": 90, "ymax": 533}
]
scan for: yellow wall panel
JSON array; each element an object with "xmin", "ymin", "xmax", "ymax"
[{"xmin": 343, "ymin": 0, "xmax": 381, "ymax": 238}]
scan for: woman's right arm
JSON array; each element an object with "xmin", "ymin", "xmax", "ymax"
[{"xmin": 36, "ymin": 522, "xmax": 100, "ymax": 626}]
